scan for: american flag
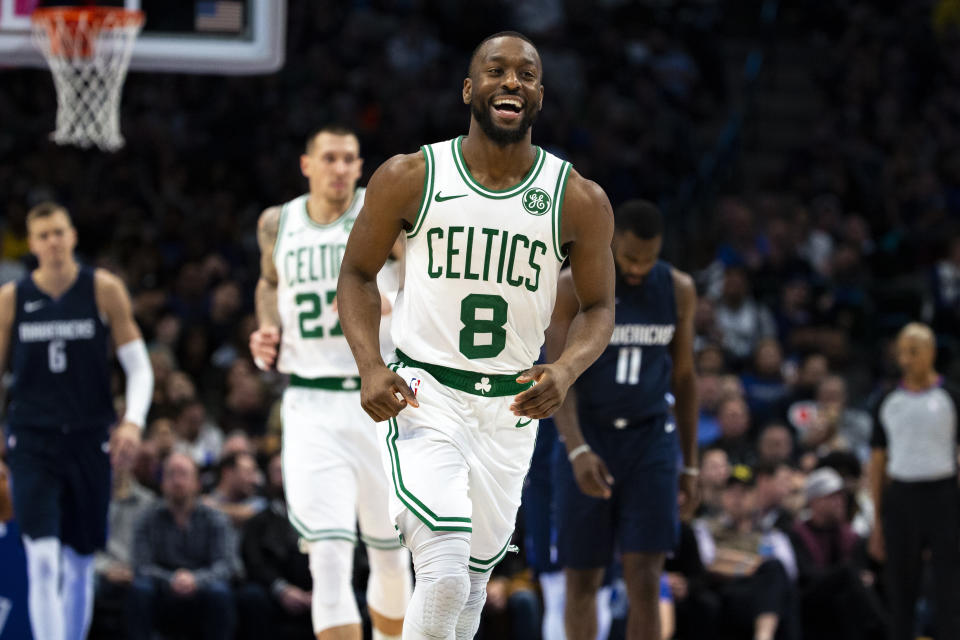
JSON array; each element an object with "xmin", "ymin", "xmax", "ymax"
[{"xmin": 195, "ymin": 1, "xmax": 243, "ymax": 33}]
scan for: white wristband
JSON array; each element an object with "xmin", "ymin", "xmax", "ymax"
[
  {"xmin": 568, "ymin": 444, "xmax": 591, "ymax": 462},
  {"xmin": 681, "ymin": 466, "xmax": 700, "ymax": 476}
]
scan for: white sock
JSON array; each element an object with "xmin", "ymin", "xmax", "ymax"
[
  {"xmin": 539, "ymin": 571, "xmax": 566, "ymax": 640},
  {"xmin": 61, "ymin": 546, "xmax": 95, "ymax": 640},
  {"xmin": 373, "ymin": 630, "xmax": 403, "ymax": 640},
  {"xmin": 23, "ymin": 536, "xmax": 65, "ymax": 640}
]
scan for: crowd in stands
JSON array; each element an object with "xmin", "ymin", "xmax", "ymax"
[{"xmin": 2, "ymin": 1, "xmax": 960, "ymax": 639}]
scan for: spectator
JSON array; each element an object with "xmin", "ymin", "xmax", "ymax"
[
  {"xmin": 714, "ymin": 396, "xmax": 754, "ymax": 467},
  {"xmin": 698, "ymin": 446, "xmax": 731, "ymax": 518},
  {"xmin": 741, "ymin": 338, "xmax": 790, "ymax": 427},
  {"xmin": 754, "ymin": 461, "xmax": 795, "ymax": 532},
  {"xmin": 697, "ymin": 372, "xmax": 723, "ymax": 446},
  {"xmin": 240, "ymin": 453, "xmax": 312, "ymax": 640},
  {"xmin": 694, "ymin": 465, "xmax": 799, "ymax": 640},
  {"xmin": 869, "ymin": 323, "xmax": 960, "ymax": 640},
  {"xmin": 666, "ymin": 518, "xmax": 719, "ymax": 640},
  {"xmin": 172, "ymin": 398, "xmax": 224, "ymax": 469},
  {"xmin": 815, "ymin": 375, "xmax": 873, "ymax": 462},
  {"xmin": 204, "ymin": 451, "xmax": 266, "ymax": 530},
  {"xmin": 790, "ymin": 468, "xmax": 887, "ymax": 640},
  {"xmin": 756, "ymin": 423, "xmax": 795, "ymax": 466},
  {"xmin": 129, "ymin": 452, "xmax": 237, "ymax": 640},
  {"xmin": 780, "ymin": 353, "xmax": 830, "ymax": 431},
  {"xmin": 712, "ymin": 266, "xmax": 777, "ymax": 366},
  {"xmin": 93, "ymin": 437, "xmax": 156, "ymax": 636}
]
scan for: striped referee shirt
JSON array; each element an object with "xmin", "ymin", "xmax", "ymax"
[{"xmin": 871, "ymin": 379, "xmax": 960, "ymax": 482}]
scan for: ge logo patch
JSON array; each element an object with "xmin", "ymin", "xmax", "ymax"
[{"xmin": 522, "ymin": 187, "xmax": 550, "ymax": 216}]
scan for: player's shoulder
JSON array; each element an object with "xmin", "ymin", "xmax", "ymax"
[
  {"xmin": 0, "ymin": 281, "xmax": 16, "ymax": 322},
  {"xmin": 373, "ymin": 150, "xmax": 427, "ymax": 185},
  {"xmin": 562, "ymin": 169, "xmax": 612, "ymax": 215},
  {"xmin": 93, "ymin": 268, "xmax": 131, "ymax": 305},
  {"xmin": 670, "ymin": 266, "xmax": 696, "ymax": 298},
  {"xmin": 258, "ymin": 205, "xmax": 283, "ymax": 230}
]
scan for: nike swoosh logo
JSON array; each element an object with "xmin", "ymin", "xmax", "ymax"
[
  {"xmin": 24, "ymin": 300, "xmax": 44, "ymax": 313},
  {"xmin": 434, "ymin": 192, "xmax": 468, "ymax": 202},
  {"xmin": 515, "ymin": 418, "xmax": 533, "ymax": 428}
]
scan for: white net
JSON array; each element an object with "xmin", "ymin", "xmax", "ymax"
[{"xmin": 31, "ymin": 9, "xmax": 144, "ymax": 152}]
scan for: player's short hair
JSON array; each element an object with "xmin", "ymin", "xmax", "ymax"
[
  {"xmin": 26, "ymin": 201, "xmax": 72, "ymax": 229},
  {"xmin": 614, "ymin": 200, "xmax": 663, "ymax": 239},
  {"xmin": 305, "ymin": 124, "xmax": 359, "ymax": 154},
  {"xmin": 468, "ymin": 30, "xmax": 539, "ymax": 76}
]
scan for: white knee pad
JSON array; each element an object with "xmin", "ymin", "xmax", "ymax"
[
  {"xmin": 307, "ymin": 539, "xmax": 361, "ymax": 633},
  {"xmin": 454, "ymin": 571, "xmax": 490, "ymax": 640},
  {"xmin": 23, "ymin": 536, "xmax": 65, "ymax": 640},
  {"xmin": 367, "ymin": 547, "xmax": 413, "ymax": 620},
  {"xmin": 398, "ymin": 511, "xmax": 471, "ymax": 640}
]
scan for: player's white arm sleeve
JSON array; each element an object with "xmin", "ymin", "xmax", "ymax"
[{"xmin": 117, "ymin": 339, "xmax": 154, "ymax": 429}]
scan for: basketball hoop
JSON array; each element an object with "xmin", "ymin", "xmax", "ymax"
[{"xmin": 31, "ymin": 7, "xmax": 144, "ymax": 151}]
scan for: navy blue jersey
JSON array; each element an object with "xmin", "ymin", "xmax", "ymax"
[
  {"xmin": 7, "ymin": 266, "xmax": 115, "ymax": 430},
  {"xmin": 575, "ymin": 260, "xmax": 676, "ymax": 427}
]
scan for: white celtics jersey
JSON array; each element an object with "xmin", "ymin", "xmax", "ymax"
[
  {"xmin": 391, "ymin": 136, "xmax": 570, "ymax": 374},
  {"xmin": 274, "ymin": 189, "xmax": 378, "ymax": 378}
]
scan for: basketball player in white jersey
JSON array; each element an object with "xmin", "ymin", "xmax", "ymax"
[
  {"xmin": 249, "ymin": 125, "xmax": 411, "ymax": 640},
  {"xmin": 337, "ymin": 32, "xmax": 617, "ymax": 640}
]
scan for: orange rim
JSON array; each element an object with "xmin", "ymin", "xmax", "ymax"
[{"xmin": 31, "ymin": 7, "xmax": 145, "ymax": 29}]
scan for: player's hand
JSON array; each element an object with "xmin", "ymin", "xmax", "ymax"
[
  {"xmin": 868, "ymin": 526, "xmax": 886, "ymax": 563},
  {"xmin": 170, "ymin": 569, "xmax": 197, "ymax": 596},
  {"xmin": 110, "ymin": 421, "xmax": 141, "ymax": 470},
  {"xmin": 510, "ymin": 363, "xmax": 573, "ymax": 419},
  {"xmin": 571, "ymin": 450, "xmax": 614, "ymax": 499},
  {"xmin": 249, "ymin": 325, "xmax": 280, "ymax": 371},
  {"xmin": 678, "ymin": 471, "xmax": 700, "ymax": 522},
  {"xmin": 360, "ymin": 365, "xmax": 419, "ymax": 422}
]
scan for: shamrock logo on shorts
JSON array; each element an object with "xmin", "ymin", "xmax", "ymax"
[{"xmin": 475, "ymin": 377, "xmax": 491, "ymax": 394}]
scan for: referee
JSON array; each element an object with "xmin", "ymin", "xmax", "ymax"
[{"xmin": 869, "ymin": 322, "xmax": 959, "ymax": 640}]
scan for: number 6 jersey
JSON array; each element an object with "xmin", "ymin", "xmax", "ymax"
[
  {"xmin": 391, "ymin": 137, "xmax": 570, "ymax": 374},
  {"xmin": 8, "ymin": 265, "xmax": 115, "ymax": 430}
]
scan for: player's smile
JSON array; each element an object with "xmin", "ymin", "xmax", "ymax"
[{"xmin": 490, "ymin": 94, "xmax": 525, "ymax": 123}]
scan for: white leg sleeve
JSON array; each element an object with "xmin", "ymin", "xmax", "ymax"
[
  {"xmin": 307, "ymin": 539, "xmax": 361, "ymax": 634},
  {"xmin": 539, "ymin": 571, "xmax": 567, "ymax": 640},
  {"xmin": 61, "ymin": 546, "xmax": 95, "ymax": 640},
  {"xmin": 399, "ymin": 510, "xmax": 471, "ymax": 640},
  {"xmin": 454, "ymin": 571, "xmax": 490, "ymax": 640},
  {"xmin": 23, "ymin": 536, "xmax": 65, "ymax": 640},
  {"xmin": 595, "ymin": 585, "xmax": 612, "ymax": 640},
  {"xmin": 366, "ymin": 546, "xmax": 413, "ymax": 621}
]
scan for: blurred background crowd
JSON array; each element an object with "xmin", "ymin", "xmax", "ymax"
[{"xmin": 2, "ymin": 0, "xmax": 960, "ymax": 638}]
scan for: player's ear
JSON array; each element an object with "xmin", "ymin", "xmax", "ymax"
[
  {"xmin": 538, "ymin": 84, "xmax": 544, "ymax": 111},
  {"xmin": 299, "ymin": 154, "xmax": 310, "ymax": 179},
  {"xmin": 463, "ymin": 78, "xmax": 472, "ymax": 105}
]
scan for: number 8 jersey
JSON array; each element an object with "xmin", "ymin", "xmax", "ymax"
[
  {"xmin": 392, "ymin": 137, "xmax": 570, "ymax": 374},
  {"xmin": 274, "ymin": 188, "xmax": 399, "ymax": 378}
]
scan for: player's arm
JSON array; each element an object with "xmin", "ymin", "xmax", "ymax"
[
  {"xmin": 545, "ymin": 270, "xmax": 613, "ymax": 499},
  {"xmin": 96, "ymin": 270, "xmax": 153, "ymax": 461},
  {"xmin": 511, "ymin": 171, "xmax": 616, "ymax": 419},
  {"xmin": 670, "ymin": 269, "xmax": 700, "ymax": 520},
  {"xmin": 0, "ymin": 282, "xmax": 15, "ymax": 374},
  {"xmin": 250, "ymin": 206, "xmax": 282, "ymax": 370},
  {"xmin": 337, "ymin": 152, "xmax": 424, "ymax": 421}
]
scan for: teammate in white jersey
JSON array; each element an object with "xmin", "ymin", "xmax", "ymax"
[
  {"xmin": 249, "ymin": 125, "xmax": 411, "ymax": 640},
  {"xmin": 337, "ymin": 32, "xmax": 617, "ymax": 640}
]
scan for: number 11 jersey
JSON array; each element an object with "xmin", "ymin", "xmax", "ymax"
[{"xmin": 392, "ymin": 137, "xmax": 570, "ymax": 374}]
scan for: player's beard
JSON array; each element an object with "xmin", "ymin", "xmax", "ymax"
[{"xmin": 471, "ymin": 97, "xmax": 539, "ymax": 146}]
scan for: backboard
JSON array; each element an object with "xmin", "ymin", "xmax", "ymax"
[{"xmin": 0, "ymin": 0, "xmax": 285, "ymax": 73}]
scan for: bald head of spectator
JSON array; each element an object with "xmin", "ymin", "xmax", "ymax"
[
  {"xmin": 758, "ymin": 423, "xmax": 794, "ymax": 465},
  {"xmin": 717, "ymin": 396, "xmax": 750, "ymax": 440},
  {"xmin": 896, "ymin": 322, "xmax": 937, "ymax": 383},
  {"xmin": 162, "ymin": 452, "xmax": 201, "ymax": 510}
]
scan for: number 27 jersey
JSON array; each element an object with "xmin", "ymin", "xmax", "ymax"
[{"xmin": 392, "ymin": 137, "xmax": 570, "ymax": 374}]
